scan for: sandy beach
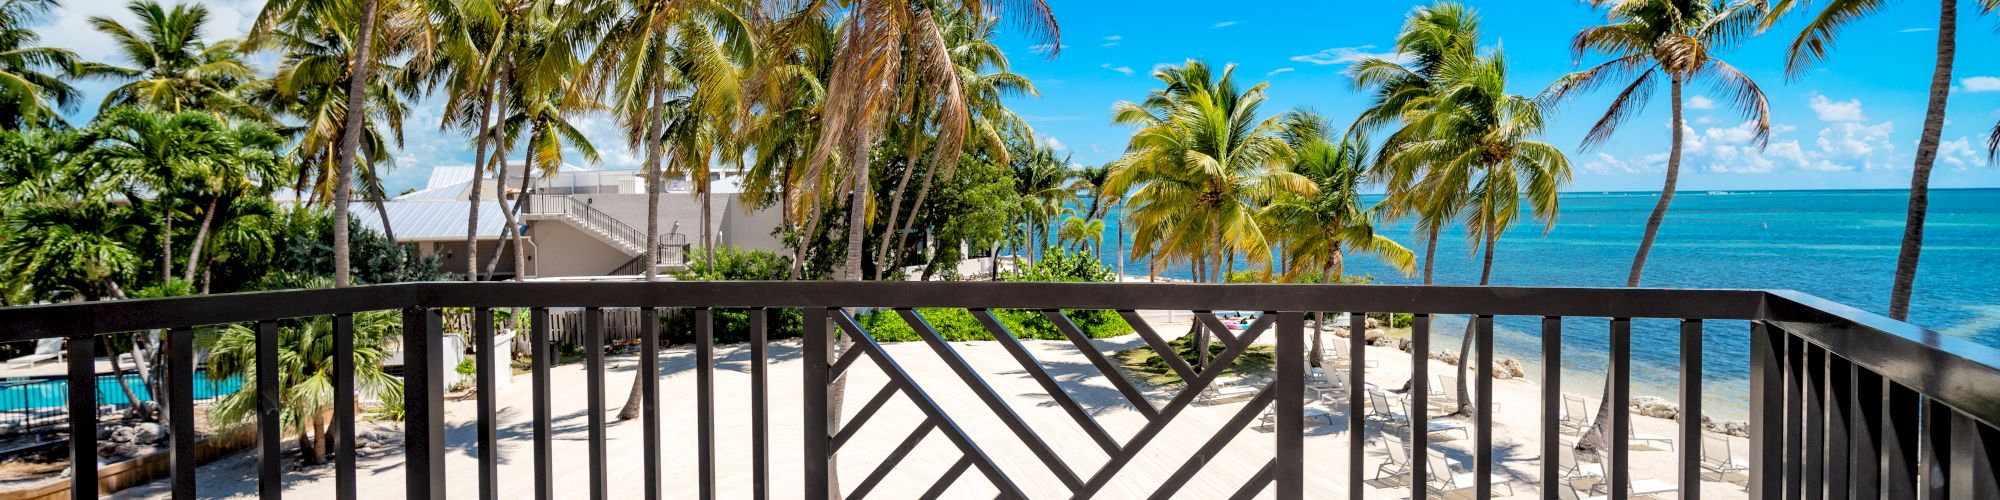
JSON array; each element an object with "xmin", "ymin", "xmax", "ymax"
[{"xmin": 104, "ymin": 310, "xmax": 1751, "ymax": 498}]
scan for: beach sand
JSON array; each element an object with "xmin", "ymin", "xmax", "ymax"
[{"xmin": 106, "ymin": 310, "xmax": 1752, "ymax": 498}]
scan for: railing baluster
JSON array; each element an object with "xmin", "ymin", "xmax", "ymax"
[
  {"xmin": 475, "ymin": 308, "xmax": 498, "ymax": 500},
  {"xmin": 584, "ymin": 307, "xmax": 608, "ymax": 500},
  {"xmin": 901, "ymin": 309, "xmax": 1082, "ymax": 491},
  {"xmin": 256, "ymin": 320, "xmax": 282, "ymax": 499},
  {"xmin": 1806, "ymin": 344, "xmax": 1827, "ymax": 500},
  {"xmin": 1474, "ymin": 315, "xmax": 1495, "ymax": 499},
  {"xmin": 1680, "ymin": 319, "xmax": 1703, "ymax": 500},
  {"xmin": 848, "ymin": 421, "xmax": 935, "ymax": 500},
  {"xmin": 1609, "ymin": 317, "xmax": 1631, "ymax": 500},
  {"xmin": 1411, "ymin": 314, "xmax": 1430, "ymax": 500},
  {"xmin": 697, "ymin": 307, "xmax": 716, "ymax": 499},
  {"xmin": 749, "ymin": 308, "xmax": 769, "ymax": 500},
  {"xmin": 1750, "ymin": 321, "xmax": 1783, "ymax": 500},
  {"xmin": 1851, "ymin": 365, "xmax": 1884, "ymax": 499},
  {"xmin": 334, "ymin": 314, "xmax": 356, "ymax": 500},
  {"xmin": 803, "ymin": 308, "xmax": 831, "ymax": 499},
  {"xmin": 1539, "ymin": 316, "xmax": 1560, "ymax": 500},
  {"xmin": 531, "ymin": 308, "xmax": 555, "ymax": 500},
  {"xmin": 169, "ymin": 327, "xmax": 195, "ymax": 499},
  {"xmin": 1346, "ymin": 311, "xmax": 1366, "ymax": 500},
  {"xmin": 641, "ymin": 307, "xmax": 662, "ymax": 500},
  {"xmin": 1922, "ymin": 396, "xmax": 1950, "ymax": 499},
  {"xmin": 1276, "ymin": 311, "xmax": 1303, "ymax": 499},
  {"xmin": 1786, "ymin": 335, "xmax": 1806, "ymax": 499},
  {"xmin": 1947, "ymin": 408, "xmax": 1999, "ymax": 498},
  {"xmin": 403, "ymin": 307, "xmax": 445, "ymax": 499},
  {"xmin": 1885, "ymin": 381, "xmax": 1920, "ymax": 498},
  {"xmin": 1826, "ymin": 352, "xmax": 1852, "ymax": 498},
  {"xmin": 66, "ymin": 335, "xmax": 96, "ymax": 500}
]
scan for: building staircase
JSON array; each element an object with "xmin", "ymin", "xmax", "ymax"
[{"xmin": 522, "ymin": 194, "xmax": 687, "ymax": 274}]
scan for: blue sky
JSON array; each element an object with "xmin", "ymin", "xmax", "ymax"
[{"xmin": 37, "ymin": 0, "xmax": 2000, "ymax": 193}]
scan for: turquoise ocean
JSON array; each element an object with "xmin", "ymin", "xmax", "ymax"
[{"xmin": 1082, "ymin": 189, "xmax": 2000, "ymax": 419}]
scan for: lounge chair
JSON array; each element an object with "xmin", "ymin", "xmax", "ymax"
[
  {"xmin": 1260, "ymin": 405, "xmax": 1334, "ymax": 429},
  {"xmin": 1555, "ymin": 440, "xmax": 1604, "ymax": 481},
  {"xmin": 1558, "ymin": 394, "xmax": 1590, "ymax": 435},
  {"xmin": 1588, "ymin": 478, "xmax": 1678, "ymax": 498},
  {"xmin": 1423, "ymin": 451, "xmax": 1514, "ymax": 496},
  {"xmin": 1371, "ymin": 391, "xmax": 1469, "ymax": 440},
  {"xmin": 1199, "ymin": 378, "xmax": 1259, "ymax": 405},
  {"xmin": 6, "ymin": 339, "xmax": 64, "ymax": 368},
  {"xmin": 1630, "ymin": 425, "xmax": 1674, "ymax": 450},
  {"xmin": 1374, "ymin": 438, "xmax": 1412, "ymax": 482},
  {"xmin": 1700, "ymin": 434, "xmax": 1750, "ymax": 479}
]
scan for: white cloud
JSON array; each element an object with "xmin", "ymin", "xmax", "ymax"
[
  {"xmin": 1028, "ymin": 43, "xmax": 1069, "ymax": 52},
  {"xmin": 1898, "ymin": 27, "xmax": 1936, "ymax": 33},
  {"xmin": 1817, "ymin": 121, "xmax": 1895, "ymax": 160},
  {"xmin": 1938, "ymin": 137, "xmax": 1987, "ymax": 169},
  {"xmin": 1290, "ymin": 45, "xmax": 1402, "ymax": 66},
  {"xmin": 1960, "ymin": 76, "xmax": 2000, "ymax": 93},
  {"xmin": 1101, "ymin": 64, "xmax": 1134, "ymax": 75},
  {"xmin": 1687, "ymin": 95, "xmax": 1715, "ymax": 110},
  {"xmin": 1211, "ymin": 21, "xmax": 1238, "ymax": 28},
  {"xmin": 1809, "ymin": 95, "xmax": 1867, "ymax": 122},
  {"xmin": 1104, "ymin": 35, "xmax": 1122, "ymax": 40},
  {"xmin": 1045, "ymin": 137, "xmax": 1068, "ymax": 152},
  {"xmin": 1089, "ymin": 144, "xmax": 1107, "ymax": 154},
  {"xmin": 1267, "ymin": 67, "xmax": 1295, "ymax": 76}
]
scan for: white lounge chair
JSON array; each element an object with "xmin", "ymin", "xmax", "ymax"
[
  {"xmin": 1588, "ymin": 478, "xmax": 1678, "ymax": 498},
  {"xmin": 1555, "ymin": 440, "xmax": 1605, "ymax": 481},
  {"xmin": 1199, "ymin": 378, "xmax": 1259, "ymax": 405},
  {"xmin": 6, "ymin": 339, "xmax": 64, "ymax": 368},
  {"xmin": 1371, "ymin": 391, "xmax": 1469, "ymax": 439},
  {"xmin": 1423, "ymin": 451, "xmax": 1514, "ymax": 496},
  {"xmin": 1630, "ymin": 425, "xmax": 1674, "ymax": 450},
  {"xmin": 1700, "ymin": 434, "xmax": 1750, "ymax": 479},
  {"xmin": 1260, "ymin": 405, "xmax": 1334, "ymax": 429},
  {"xmin": 1558, "ymin": 394, "xmax": 1591, "ymax": 435},
  {"xmin": 1375, "ymin": 438, "xmax": 1412, "ymax": 482}
]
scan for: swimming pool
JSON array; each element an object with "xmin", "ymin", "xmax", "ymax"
[{"xmin": 0, "ymin": 373, "xmax": 243, "ymax": 411}]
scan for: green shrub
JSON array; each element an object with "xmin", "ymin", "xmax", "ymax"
[
  {"xmin": 854, "ymin": 307, "xmax": 1130, "ymax": 342},
  {"xmin": 661, "ymin": 249, "xmax": 806, "ymax": 343}
]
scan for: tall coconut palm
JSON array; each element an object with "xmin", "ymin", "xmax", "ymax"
[
  {"xmin": 1547, "ymin": 0, "xmax": 1769, "ymax": 287},
  {"xmin": 79, "ymin": 0, "xmax": 260, "ymax": 120},
  {"xmin": 0, "ymin": 0, "xmax": 81, "ymax": 130},
  {"xmin": 180, "ymin": 122, "xmax": 286, "ymax": 284},
  {"xmin": 90, "ymin": 108, "xmax": 232, "ymax": 284},
  {"xmin": 741, "ymin": 6, "xmax": 834, "ymax": 279},
  {"xmin": 1348, "ymin": 2, "xmax": 1481, "ymax": 286},
  {"xmin": 1261, "ymin": 109, "xmax": 1416, "ymax": 367},
  {"xmin": 1762, "ymin": 0, "xmax": 2000, "ymax": 319},
  {"xmin": 1381, "ymin": 47, "xmax": 1571, "ymax": 416}
]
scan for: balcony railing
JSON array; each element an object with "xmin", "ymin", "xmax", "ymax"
[{"xmin": 0, "ymin": 282, "xmax": 1995, "ymax": 498}]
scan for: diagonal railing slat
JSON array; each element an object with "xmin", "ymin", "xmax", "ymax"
[
  {"xmin": 901, "ymin": 309, "xmax": 1086, "ymax": 491},
  {"xmin": 832, "ymin": 312, "xmax": 1029, "ymax": 499},
  {"xmin": 1229, "ymin": 460, "xmax": 1278, "ymax": 500},
  {"xmin": 920, "ymin": 457, "xmax": 976, "ymax": 500},
  {"xmin": 974, "ymin": 310, "xmax": 1122, "ymax": 456},
  {"xmin": 847, "ymin": 420, "xmax": 936, "ymax": 500},
  {"xmin": 1193, "ymin": 312, "xmax": 1241, "ymax": 347},
  {"xmin": 1074, "ymin": 321, "xmax": 1271, "ymax": 496},
  {"xmin": 1149, "ymin": 386, "xmax": 1279, "ymax": 499},
  {"xmin": 1120, "ymin": 310, "xmax": 1196, "ymax": 382},
  {"xmin": 832, "ymin": 382, "xmax": 904, "ymax": 454},
  {"xmin": 1041, "ymin": 310, "xmax": 1160, "ymax": 420}
]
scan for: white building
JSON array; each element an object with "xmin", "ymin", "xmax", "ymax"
[{"xmin": 353, "ymin": 163, "xmax": 786, "ymax": 279}]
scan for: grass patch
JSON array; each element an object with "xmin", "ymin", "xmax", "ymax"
[{"xmin": 1117, "ymin": 331, "xmax": 1275, "ymax": 386}]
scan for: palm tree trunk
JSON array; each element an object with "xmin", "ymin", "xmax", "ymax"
[
  {"xmin": 873, "ymin": 135, "xmax": 926, "ymax": 279},
  {"xmin": 464, "ymin": 76, "xmax": 500, "ymax": 282},
  {"xmin": 1888, "ymin": 0, "xmax": 1957, "ymax": 320},
  {"xmin": 374, "ymin": 194, "xmax": 395, "ymax": 242},
  {"xmin": 161, "ymin": 204, "xmax": 173, "ymax": 283},
  {"xmin": 702, "ymin": 182, "xmax": 714, "ymax": 265},
  {"xmin": 332, "ymin": 0, "xmax": 380, "ymax": 288},
  {"xmin": 482, "ymin": 66, "xmax": 517, "ymax": 279},
  {"xmin": 842, "ymin": 141, "xmax": 871, "ymax": 281},
  {"xmin": 182, "ymin": 197, "xmax": 218, "ymax": 283},
  {"xmin": 619, "ymin": 84, "xmax": 670, "ymax": 422},
  {"xmin": 1454, "ymin": 228, "xmax": 1497, "ymax": 416},
  {"xmin": 103, "ymin": 336, "xmax": 146, "ymax": 420},
  {"xmin": 511, "ymin": 155, "xmax": 537, "ymax": 280},
  {"xmin": 1421, "ymin": 225, "xmax": 1439, "ymax": 285},
  {"xmin": 1627, "ymin": 76, "xmax": 1686, "ymax": 287}
]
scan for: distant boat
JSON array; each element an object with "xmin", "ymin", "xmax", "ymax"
[{"xmin": 1708, "ymin": 191, "xmax": 1730, "ymax": 195}]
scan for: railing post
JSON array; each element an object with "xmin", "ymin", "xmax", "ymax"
[
  {"xmin": 750, "ymin": 308, "xmax": 771, "ymax": 500},
  {"xmin": 474, "ymin": 308, "xmax": 498, "ymax": 500},
  {"xmin": 1748, "ymin": 321, "xmax": 1784, "ymax": 500},
  {"xmin": 256, "ymin": 320, "xmax": 283, "ymax": 499},
  {"xmin": 66, "ymin": 335, "xmax": 96, "ymax": 500},
  {"xmin": 1474, "ymin": 315, "xmax": 1495, "ymax": 499},
  {"xmin": 803, "ymin": 307, "xmax": 830, "ymax": 500},
  {"xmin": 403, "ymin": 307, "xmax": 445, "ymax": 500},
  {"xmin": 1679, "ymin": 319, "xmax": 1703, "ymax": 500},
  {"xmin": 1884, "ymin": 381, "xmax": 1920, "ymax": 498},
  {"xmin": 1275, "ymin": 311, "xmax": 1303, "ymax": 499},
  {"xmin": 1411, "ymin": 314, "xmax": 1431, "ymax": 499},
  {"xmin": 696, "ymin": 307, "xmax": 716, "ymax": 499},
  {"xmin": 169, "ymin": 327, "xmax": 195, "ymax": 499},
  {"xmin": 1539, "ymin": 316, "xmax": 1561, "ymax": 500},
  {"xmin": 1346, "ymin": 311, "xmax": 1366, "ymax": 500},
  {"xmin": 531, "ymin": 308, "xmax": 555, "ymax": 500},
  {"xmin": 584, "ymin": 307, "xmax": 608, "ymax": 500},
  {"xmin": 1608, "ymin": 317, "xmax": 1631, "ymax": 500},
  {"xmin": 641, "ymin": 307, "xmax": 662, "ymax": 500},
  {"xmin": 333, "ymin": 314, "xmax": 356, "ymax": 500}
]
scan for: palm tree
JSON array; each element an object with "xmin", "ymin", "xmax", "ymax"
[
  {"xmin": 1762, "ymin": 0, "xmax": 1999, "ymax": 319},
  {"xmin": 180, "ymin": 122, "xmax": 286, "ymax": 284},
  {"xmin": 1381, "ymin": 46, "xmax": 1571, "ymax": 416},
  {"xmin": 1989, "ymin": 119, "xmax": 1999, "ymax": 162},
  {"xmin": 90, "ymin": 108, "xmax": 231, "ymax": 284},
  {"xmin": 206, "ymin": 306, "xmax": 404, "ymax": 464},
  {"xmin": 1547, "ymin": 0, "xmax": 1769, "ymax": 287},
  {"xmin": 79, "ymin": 0, "xmax": 260, "ymax": 120},
  {"xmin": 1261, "ymin": 109, "xmax": 1416, "ymax": 367},
  {"xmin": 1348, "ymin": 2, "xmax": 1480, "ymax": 286},
  {"xmin": 0, "ymin": 0, "xmax": 81, "ymax": 130},
  {"xmin": 741, "ymin": 6, "xmax": 834, "ymax": 279},
  {"xmin": 1009, "ymin": 140, "xmax": 1076, "ymax": 262}
]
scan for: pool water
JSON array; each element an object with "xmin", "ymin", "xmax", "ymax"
[{"xmin": 0, "ymin": 373, "xmax": 244, "ymax": 411}]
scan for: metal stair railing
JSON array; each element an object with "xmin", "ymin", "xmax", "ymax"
[{"xmin": 528, "ymin": 195, "xmax": 688, "ymax": 266}]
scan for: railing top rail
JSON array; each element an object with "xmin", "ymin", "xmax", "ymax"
[{"xmin": 1763, "ymin": 289, "xmax": 2000, "ymax": 427}]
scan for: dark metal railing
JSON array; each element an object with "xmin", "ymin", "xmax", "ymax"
[
  {"xmin": 0, "ymin": 372, "xmax": 239, "ymax": 434},
  {"xmin": 0, "ymin": 282, "xmax": 1995, "ymax": 498}
]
